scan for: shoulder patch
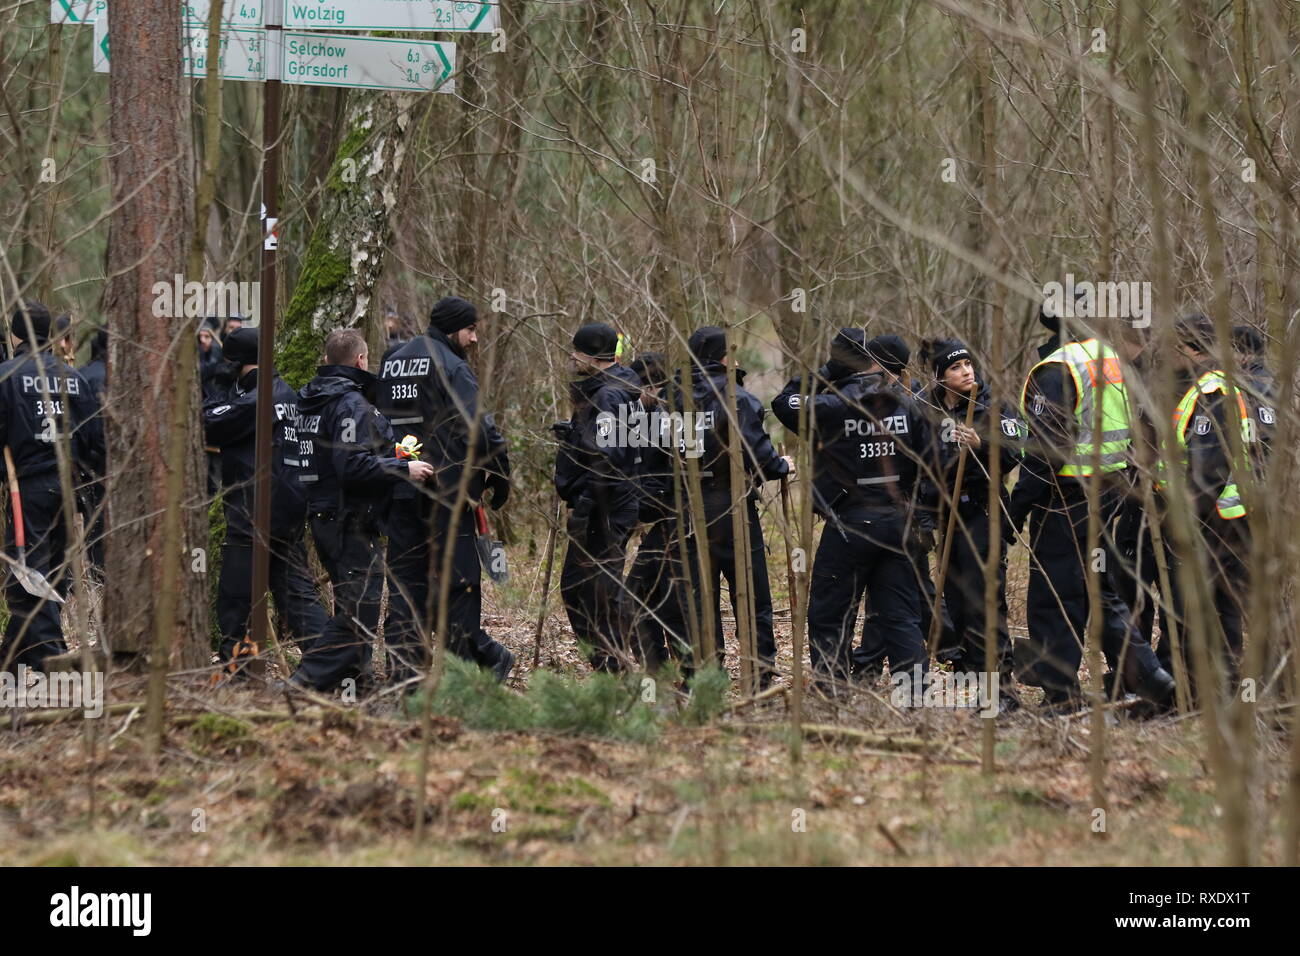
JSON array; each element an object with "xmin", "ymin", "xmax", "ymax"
[
  {"xmin": 1001, "ymin": 417, "xmax": 1019, "ymax": 437},
  {"xmin": 1259, "ymin": 406, "xmax": 1275, "ymax": 425},
  {"xmin": 1193, "ymin": 415, "xmax": 1211, "ymax": 435},
  {"xmin": 210, "ymin": 405, "xmax": 231, "ymax": 416}
]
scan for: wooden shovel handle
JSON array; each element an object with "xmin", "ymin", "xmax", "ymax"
[{"xmin": 3, "ymin": 446, "xmax": 23, "ymax": 551}]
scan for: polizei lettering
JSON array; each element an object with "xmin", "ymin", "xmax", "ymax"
[
  {"xmin": 382, "ymin": 357, "xmax": 431, "ymax": 379},
  {"xmin": 844, "ymin": 414, "xmax": 908, "ymax": 437},
  {"xmin": 22, "ymin": 375, "xmax": 80, "ymax": 395}
]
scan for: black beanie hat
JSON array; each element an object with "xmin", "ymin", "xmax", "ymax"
[
  {"xmin": 1232, "ymin": 324, "xmax": 1264, "ymax": 357},
  {"xmin": 572, "ymin": 322, "xmax": 619, "ymax": 361},
  {"xmin": 223, "ymin": 326, "xmax": 260, "ymax": 366},
  {"xmin": 932, "ymin": 341, "xmax": 972, "ymax": 378},
  {"xmin": 865, "ymin": 334, "xmax": 910, "ymax": 375},
  {"xmin": 429, "ymin": 296, "xmax": 478, "ymax": 336},
  {"xmin": 12, "ymin": 300, "xmax": 52, "ymax": 344},
  {"xmin": 687, "ymin": 326, "xmax": 727, "ymax": 365},
  {"xmin": 1175, "ymin": 313, "xmax": 1216, "ymax": 353},
  {"xmin": 829, "ymin": 328, "xmax": 871, "ymax": 370}
]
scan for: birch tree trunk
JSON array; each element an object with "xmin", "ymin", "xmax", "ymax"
[{"xmin": 277, "ymin": 91, "xmax": 415, "ymax": 387}]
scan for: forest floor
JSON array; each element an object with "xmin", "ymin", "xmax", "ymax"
[{"xmin": 0, "ymin": 539, "xmax": 1292, "ymax": 866}]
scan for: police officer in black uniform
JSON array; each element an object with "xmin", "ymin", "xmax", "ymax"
[
  {"xmin": 296, "ymin": 329, "xmax": 435, "ymax": 691},
  {"xmin": 377, "ymin": 296, "xmax": 514, "ymax": 685},
  {"xmin": 624, "ymin": 352, "xmax": 695, "ymax": 673},
  {"xmin": 0, "ymin": 301, "xmax": 103, "ymax": 671},
  {"xmin": 1005, "ymin": 321, "xmax": 1174, "ymax": 712},
  {"xmin": 203, "ymin": 327, "xmax": 328, "ymax": 672},
  {"xmin": 919, "ymin": 340, "xmax": 1023, "ymax": 705},
  {"xmin": 681, "ymin": 326, "xmax": 792, "ymax": 685},
  {"xmin": 554, "ymin": 323, "xmax": 643, "ymax": 672},
  {"xmin": 1232, "ymin": 324, "xmax": 1277, "ymax": 464},
  {"xmin": 773, "ymin": 330, "xmax": 932, "ymax": 692},
  {"xmin": 1159, "ymin": 315, "xmax": 1253, "ymax": 695},
  {"xmin": 851, "ymin": 336, "xmax": 956, "ymax": 679}
]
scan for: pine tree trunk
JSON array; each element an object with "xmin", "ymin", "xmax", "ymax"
[{"xmin": 101, "ymin": 0, "xmax": 207, "ymax": 668}]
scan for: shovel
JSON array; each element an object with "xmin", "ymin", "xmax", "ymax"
[
  {"xmin": 474, "ymin": 505, "xmax": 509, "ymax": 584},
  {"xmin": 3, "ymin": 446, "xmax": 64, "ymax": 604}
]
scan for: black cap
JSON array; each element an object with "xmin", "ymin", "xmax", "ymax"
[
  {"xmin": 687, "ymin": 326, "xmax": 727, "ymax": 365},
  {"xmin": 1038, "ymin": 286, "xmax": 1089, "ymax": 333},
  {"xmin": 932, "ymin": 340, "xmax": 972, "ymax": 378},
  {"xmin": 865, "ymin": 334, "xmax": 910, "ymax": 375},
  {"xmin": 11, "ymin": 300, "xmax": 52, "ymax": 344},
  {"xmin": 572, "ymin": 322, "xmax": 619, "ymax": 361},
  {"xmin": 223, "ymin": 326, "xmax": 260, "ymax": 366},
  {"xmin": 429, "ymin": 296, "xmax": 478, "ymax": 336},
  {"xmin": 829, "ymin": 328, "xmax": 871, "ymax": 371},
  {"xmin": 630, "ymin": 352, "xmax": 669, "ymax": 388},
  {"xmin": 1174, "ymin": 313, "xmax": 1215, "ymax": 353},
  {"xmin": 1232, "ymin": 324, "xmax": 1264, "ymax": 357}
]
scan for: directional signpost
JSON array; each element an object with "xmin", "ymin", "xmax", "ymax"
[
  {"xmin": 81, "ymin": 0, "xmax": 497, "ymax": 673},
  {"xmin": 94, "ymin": 17, "xmax": 269, "ymax": 83},
  {"xmin": 54, "ymin": 1, "xmax": 264, "ymax": 26},
  {"xmin": 284, "ymin": 0, "xmax": 497, "ymax": 32},
  {"xmin": 94, "ymin": 17, "xmax": 455, "ymax": 91},
  {"xmin": 281, "ymin": 32, "xmax": 454, "ymax": 92},
  {"xmin": 56, "ymin": 0, "xmax": 499, "ymax": 32}
]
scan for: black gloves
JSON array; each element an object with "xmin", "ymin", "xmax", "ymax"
[
  {"xmin": 567, "ymin": 495, "xmax": 594, "ymax": 539},
  {"xmin": 551, "ymin": 420, "xmax": 574, "ymax": 443},
  {"xmin": 485, "ymin": 470, "xmax": 510, "ymax": 510}
]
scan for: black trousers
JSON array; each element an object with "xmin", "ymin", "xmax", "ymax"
[
  {"xmin": 626, "ymin": 516, "xmax": 696, "ymax": 672},
  {"xmin": 296, "ymin": 510, "xmax": 384, "ymax": 690},
  {"xmin": 808, "ymin": 508, "xmax": 925, "ymax": 683},
  {"xmin": 216, "ymin": 527, "xmax": 327, "ymax": 663},
  {"xmin": 561, "ymin": 505, "xmax": 636, "ymax": 671},
  {"xmin": 1114, "ymin": 494, "xmax": 1164, "ymax": 649},
  {"xmin": 1022, "ymin": 484, "xmax": 1166, "ymax": 700},
  {"xmin": 2, "ymin": 475, "xmax": 68, "ymax": 671},
  {"xmin": 943, "ymin": 507, "xmax": 1013, "ymax": 675},
  {"xmin": 1157, "ymin": 513, "xmax": 1249, "ymax": 695},
  {"xmin": 384, "ymin": 496, "xmax": 509, "ymax": 685},
  {"xmin": 853, "ymin": 529, "xmax": 956, "ymax": 675},
  {"xmin": 690, "ymin": 488, "xmax": 778, "ymax": 673}
]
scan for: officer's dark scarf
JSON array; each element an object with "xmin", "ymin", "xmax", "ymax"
[{"xmin": 428, "ymin": 325, "xmax": 467, "ymax": 361}]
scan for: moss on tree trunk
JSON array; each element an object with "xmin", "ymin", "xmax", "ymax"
[{"xmin": 277, "ymin": 92, "xmax": 414, "ymax": 387}]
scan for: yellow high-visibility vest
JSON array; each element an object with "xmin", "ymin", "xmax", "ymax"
[
  {"xmin": 1172, "ymin": 370, "xmax": 1251, "ymax": 520},
  {"xmin": 1020, "ymin": 338, "xmax": 1131, "ymax": 477}
]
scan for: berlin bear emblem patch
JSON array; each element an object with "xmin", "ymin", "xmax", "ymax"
[{"xmin": 1193, "ymin": 415, "xmax": 1211, "ymax": 435}]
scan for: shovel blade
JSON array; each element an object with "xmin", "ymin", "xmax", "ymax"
[
  {"xmin": 13, "ymin": 564, "xmax": 64, "ymax": 603},
  {"xmin": 476, "ymin": 534, "xmax": 509, "ymax": 584}
]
